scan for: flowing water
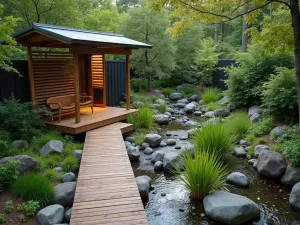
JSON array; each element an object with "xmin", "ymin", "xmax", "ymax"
[{"xmin": 131, "ymin": 114, "xmax": 300, "ymax": 225}]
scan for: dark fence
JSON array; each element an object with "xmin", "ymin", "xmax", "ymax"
[
  {"xmin": 212, "ymin": 59, "xmax": 237, "ymax": 90},
  {"xmin": 0, "ymin": 60, "xmax": 126, "ymax": 106}
]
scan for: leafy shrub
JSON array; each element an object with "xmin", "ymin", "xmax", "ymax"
[
  {"xmin": 61, "ymin": 156, "xmax": 78, "ymax": 172},
  {"xmin": 162, "ymin": 88, "xmax": 174, "ymax": 96},
  {"xmin": 173, "ymin": 149, "xmax": 229, "ymax": 199},
  {"xmin": 223, "ymin": 111, "xmax": 251, "ymax": 138},
  {"xmin": 226, "ymin": 45, "xmax": 294, "ymax": 107},
  {"xmin": 23, "ymin": 200, "xmax": 39, "ymax": 217},
  {"xmin": 159, "ymin": 104, "xmax": 167, "ymax": 114},
  {"xmin": 131, "ymin": 78, "xmax": 147, "ymax": 92},
  {"xmin": 12, "ymin": 174, "xmax": 54, "ymax": 205},
  {"xmin": 192, "ymin": 123, "xmax": 235, "ymax": 157},
  {"xmin": 4, "ymin": 200, "xmax": 13, "ymax": 213},
  {"xmin": 0, "ymin": 214, "xmax": 5, "ymax": 224},
  {"xmin": 0, "ymin": 140, "xmax": 11, "ymax": 158},
  {"xmin": 0, "ymin": 97, "xmax": 50, "ymax": 142},
  {"xmin": 0, "ymin": 131, "xmax": 10, "ymax": 142},
  {"xmin": 193, "ymin": 38, "xmax": 220, "ymax": 87},
  {"xmin": 283, "ymin": 140, "xmax": 300, "ymax": 166},
  {"xmin": 178, "ymin": 86, "xmax": 199, "ymax": 98},
  {"xmin": 262, "ymin": 67, "xmax": 298, "ymax": 121},
  {"xmin": 0, "ymin": 160, "xmax": 19, "ymax": 191},
  {"xmin": 127, "ymin": 107, "xmax": 154, "ymax": 130},
  {"xmin": 43, "ymin": 169, "xmax": 61, "ymax": 182},
  {"xmin": 202, "ymin": 88, "xmax": 220, "ymax": 104},
  {"xmin": 245, "ymin": 116, "xmax": 273, "ymax": 144}
]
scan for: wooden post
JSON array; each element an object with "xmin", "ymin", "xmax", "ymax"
[
  {"xmin": 27, "ymin": 46, "xmax": 35, "ymax": 103},
  {"xmin": 126, "ymin": 54, "xmax": 130, "ymax": 110},
  {"xmin": 73, "ymin": 53, "xmax": 81, "ymax": 123}
]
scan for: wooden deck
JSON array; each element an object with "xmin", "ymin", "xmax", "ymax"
[
  {"xmin": 70, "ymin": 123, "xmax": 148, "ymax": 225},
  {"xmin": 45, "ymin": 107, "xmax": 137, "ymax": 134}
]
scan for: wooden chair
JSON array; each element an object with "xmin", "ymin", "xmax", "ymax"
[{"xmin": 47, "ymin": 94, "xmax": 93, "ymax": 122}]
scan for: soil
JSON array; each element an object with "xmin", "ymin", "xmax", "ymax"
[{"xmin": 0, "ymin": 189, "xmax": 39, "ymax": 225}]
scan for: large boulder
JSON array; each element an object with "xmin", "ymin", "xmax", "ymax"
[
  {"xmin": 169, "ymin": 93, "xmax": 183, "ymax": 101},
  {"xmin": 155, "ymin": 114, "xmax": 169, "ymax": 125},
  {"xmin": 40, "ymin": 140, "xmax": 64, "ymax": 156},
  {"xmin": 214, "ymin": 109, "xmax": 230, "ymax": 118},
  {"xmin": 250, "ymin": 113, "xmax": 261, "ymax": 123},
  {"xmin": 248, "ymin": 106, "xmax": 261, "ymax": 118},
  {"xmin": 184, "ymin": 103, "xmax": 196, "ymax": 114},
  {"xmin": 126, "ymin": 146, "xmax": 140, "ymax": 161},
  {"xmin": 290, "ymin": 182, "xmax": 300, "ymax": 210},
  {"xmin": 163, "ymin": 152, "xmax": 182, "ymax": 171},
  {"xmin": 270, "ymin": 126, "xmax": 285, "ymax": 139},
  {"xmin": 136, "ymin": 176, "xmax": 151, "ymax": 199},
  {"xmin": 281, "ymin": 165, "xmax": 300, "ymax": 186},
  {"xmin": 154, "ymin": 161, "xmax": 163, "ymax": 171},
  {"xmin": 53, "ymin": 182, "xmax": 76, "ymax": 207},
  {"xmin": 189, "ymin": 94, "xmax": 199, "ymax": 102},
  {"xmin": 254, "ymin": 145, "xmax": 270, "ymax": 158},
  {"xmin": 151, "ymin": 150, "xmax": 165, "ymax": 163},
  {"xmin": 37, "ymin": 204, "xmax": 64, "ymax": 225},
  {"xmin": 257, "ymin": 151, "xmax": 287, "ymax": 178},
  {"xmin": 144, "ymin": 134, "xmax": 162, "ymax": 148},
  {"xmin": 64, "ymin": 208, "xmax": 72, "ymax": 223},
  {"xmin": 217, "ymin": 96, "xmax": 229, "ymax": 105},
  {"xmin": 0, "ymin": 155, "xmax": 38, "ymax": 175},
  {"xmin": 226, "ymin": 172, "xmax": 249, "ymax": 188},
  {"xmin": 234, "ymin": 147, "xmax": 246, "ymax": 158},
  {"xmin": 203, "ymin": 191, "xmax": 260, "ymax": 225}
]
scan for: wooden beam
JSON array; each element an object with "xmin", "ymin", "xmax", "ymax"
[
  {"xmin": 126, "ymin": 54, "xmax": 130, "ymax": 110},
  {"xmin": 27, "ymin": 46, "xmax": 35, "ymax": 103},
  {"xmin": 70, "ymin": 46, "xmax": 132, "ymax": 55},
  {"xmin": 103, "ymin": 54, "xmax": 107, "ymax": 107},
  {"xmin": 72, "ymin": 53, "xmax": 81, "ymax": 123}
]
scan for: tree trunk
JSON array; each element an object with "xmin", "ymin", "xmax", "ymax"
[
  {"xmin": 242, "ymin": 4, "xmax": 249, "ymax": 52},
  {"xmin": 290, "ymin": 0, "xmax": 300, "ymax": 123},
  {"xmin": 147, "ymin": 73, "xmax": 152, "ymax": 92}
]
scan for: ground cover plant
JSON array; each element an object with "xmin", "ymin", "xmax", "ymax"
[
  {"xmin": 0, "ymin": 160, "xmax": 19, "ymax": 192},
  {"xmin": 245, "ymin": 116, "xmax": 273, "ymax": 144},
  {"xmin": 223, "ymin": 111, "xmax": 251, "ymax": 138},
  {"xmin": 127, "ymin": 107, "xmax": 155, "ymax": 130},
  {"xmin": 202, "ymin": 88, "xmax": 220, "ymax": 104}
]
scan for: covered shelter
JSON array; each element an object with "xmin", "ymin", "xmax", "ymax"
[{"xmin": 13, "ymin": 23, "xmax": 151, "ymax": 134}]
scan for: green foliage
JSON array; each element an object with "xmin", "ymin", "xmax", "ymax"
[
  {"xmin": 0, "ymin": 160, "xmax": 19, "ymax": 191},
  {"xmin": 226, "ymin": 44, "xmax": 294, "ymax": 107},
  {"xmin": 0, "ymin": 130, "xmax": 10, "ymax": 142},
  {"xmin": 4, "ymin": 200, "xmax": 13, "ymax": 213},
  {"xmin": 245, "ymin": 117, "xmax": 273, "ymax": 144},
  {"xmin": 158, "ymin": 104, "xmax": 167, "ymax": 114},
  {"xmin": 203, "ymin": 102, "xmax": 223, "ymax": 111},
  {"xmin": 12, "ymin": 173, "xmax": 54, "ymax": 205},
  {"xmin": 193, "ymin": 38, "xmax": 220, "ymax": 86},
  {"xmin": 29, "ymin": 131, "xmax": 64, "ymax": 152},
  {"xmin": 248, "ymin": 146, "xmax": 255, "ymax": 157},
  {"xmin": 16, "ymin": 204, "xmax": 23, "ymax": 212},
  {"xmin": 223, "ymin": 111, "xmax": 251, "ymax": 138},
  {"xmin": 178, "ymin": 87, "xmax": 199, "ymax": 98},
  {"xmin": 43, "ymin": 169, "xmax": 61, "ymax": 182},
  {"xmin": 132, "ymin": 132, "xmax": 146, "ymax": 145},
  {"xmin": 162, "ymin": 88, "xmax": 175, "ymax": 96},
  {"xmin": 19, "ymin": 214, "xmax": 26, "ymax": 222},
  {"xmin": 270, "ymin": 143, "xmax": 283, "ymax": 153},
  {"xmin": 0, "ymin": 214, "xmax": 5, "ymax": 224},
  {"xmin": 127, "ymin": 107, "xmax": 154, "ymax": 130},
  {"xmin": 173, "ymin": 149, "xmax": 229, "ymax": 199},
  {"xmin": 202, "ymin": 88, "xmax": 220, "ymax": 104},
  {"xmin": 119, "ymin": 6, "xmax": 176, "ymax": 90},
  {"xmin": 23, "ymin": 200, "xmax": 39, "ymax": 217},
  {"xmin": 0, "ymin": 4, "xmax": 21, "ymax": 73},
  {"xmin": 0, "ymin": 97, "xmax": 50, "ymax": 142},
  {"xmin": 131, "ymin": 78, "xmax": 147, "ymax": 92},
  {"xmin": 192, "ymin": 123, "xmax": 235, "ymax": 157},
  {"xmin": 261, "ymin": 67, "xmax": 298, "ymax": 121},
  {"xmin": 0, "ymin": 140, "xmax": 10, "ymax": 158},
  {"xmin": 61, "ymin": 156, "xmax": 79, "ymax": 172}
]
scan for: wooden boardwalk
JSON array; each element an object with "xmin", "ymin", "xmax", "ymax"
[{"xmin": 70, "ymin": 123, "xmax": 148, "ymax": 225}]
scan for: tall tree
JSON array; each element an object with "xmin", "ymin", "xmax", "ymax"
[
  {"xmin": 119, "ymin": 5, "xmax": 176, "ymax": 91},
  {"xmin": 241, "ymin": 3, "xmax": 248, "ymax": 52},
  {"xmin": 116, "ymin": 0, "xmax": 139, "ymax": 12},
  {"xmin": 0, "ymin": 4, "xmax": 21, "ymax": 73},
  {"xmin": 148, "ymin": 0, "xmax": 300, "ymax": 123}
]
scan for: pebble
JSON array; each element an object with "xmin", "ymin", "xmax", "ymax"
[
  {"xmin": 175, "ymin": 146, "xmax": 181, "ymax": 150},
  {"xmin": 179, "ymin": 208, "xmax": 184, "ymax": 212},
  {"xmin": 201, "ymin": 213, "xmax": 205, "ymax": 218},
  {"xmin": 161, "ymin": 192, "xmax": 166, "ymax": 196}
]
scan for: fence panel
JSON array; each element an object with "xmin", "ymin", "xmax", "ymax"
[{"xmin": 212, "ymin": 59, "xmax": 237, "ymax": 90}]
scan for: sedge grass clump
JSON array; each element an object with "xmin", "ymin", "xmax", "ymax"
[
  {"xmin": 127, "ymin": 107, "xmax": 154, "ymax": 130},
  {"xmin": 159, "ymin": 104, "xmax": 167, "ymax": 114},
  {"xmin": 223, "ymin": 111, "xmax": 251, "ymax": 138},
  {"xmin": 30, "ymin": 131, "xmax": 63, "ymax": 152},
  {"xmin": 203, "ymin": 102, "xmax": 223, "ymax": 111},
  {"xmin": 202, "ymin": 88, "xmax": 220, "ymax": 104},
  {"xmin": 173, "ymin": 150, "xmax": 229, "ymax": 199},
  {"xmin": 43, "ymin": 169, "xmax": 61, "ymax": 182},
  {"xmin": 162, "ymin": 88, "xmax": 174, "ymax": 96},
  {"xmin": 61, "ymin": 156, "xmax": 78, "ymax": 172},
  {"xmin": 12, "ymin": 174, "xmax": 54, "ymax": 205},
  {"xmin": 192, "ymin": 123, "xmax": 235, "ymax": 157}
]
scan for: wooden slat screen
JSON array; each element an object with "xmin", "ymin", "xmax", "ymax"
[
  {"xmin": 91, "ymin": 55, "xmax": 104, "ymax": 88},
  {"xmin": 31, "ymin": 51, "xmax": 74, "ymax": 107}
]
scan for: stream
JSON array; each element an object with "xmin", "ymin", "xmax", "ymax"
[{"xmin": 131, "ymin": 114, "xmax": 300, "ymax": 225}]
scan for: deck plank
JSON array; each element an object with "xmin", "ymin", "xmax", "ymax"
[{"xmin": 70, "ymin": 123, "xmax": 148, "ymax": 225}]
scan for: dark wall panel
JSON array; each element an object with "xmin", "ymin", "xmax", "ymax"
[
  {"xmin": 105, "ymin": 60, "xmax": 126, "ymax": 106},
  {"xmin": 212, "ymin": 59, "xmax": 237, "ymax": 90}
]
